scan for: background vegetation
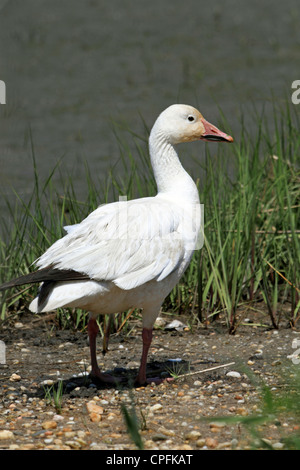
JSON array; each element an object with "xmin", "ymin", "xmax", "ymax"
[{"xmin": 0, "ymin": 100, "xmax": 299, "ymax": 335}]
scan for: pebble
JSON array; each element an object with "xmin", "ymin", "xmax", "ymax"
[
  {"xmin": 86, "ymin": 401, "xmax": 104, "ymax": 422},
  {"xmin": 39, "ymin": 379, "xmax": 54, "ymax": 386},
  {"xmin": 53, "ymin": 414, "xmax": 65, "ymax": 422},
  {"xmin": 218, "ymin": 441, "xmax": 233, "ymax": 449},
  {"xmin": 154, "ymin": 317, "xmax": 166, "ymax": 328},
  {"xmin": 90, "ymin": 413, "xmax": 101, "ymax": 423},
  {"xmin": 196, "ymin": 439, "xmax": 206, "ymax": 448},
  {"xmin": 86, "ymin": 401, "xmax": 104, "ymax": 415},
  {"xmin": 181, "ymin": 444, "xmax": 193, "ymax": 450},
  {"xmin": 209, "ymin": 421, "xmax": 226, "ymax": 429},
  {"xmin": 9, "ymin": 374, "xmax": 21, "ymax": 382},
  {"xmin": 193, "ymin": 380, "xmax": 202, "ymax": 387},
  {"xmin": 272, "ymin": 442, "xmax": 285, "ymax": 450},
  {"xmin": 65, "ymin": 440, "xmax": 82, "ymax": 449},
  {"xmin": 150, "ymin": 403, "xmax": 163, "ymax": 412},
  {"xmin": 272, "ymin": 360, "xmax": 282, "ymax": 366},
  {"xmin": 0, "ymin": 430, "xmax": 15, "ymax": 440},
  {"xmin": 44, "ymin": 438, "xmax": 53, "ymax": 445},
  {"xmin": 185, "ymin": 430, "xmax": 202, "ymax": 440},
  {"xmin": 205, "ymin": 437, "xmax": 218, "ymax": 448},
  {"xmin": 9, "ymin": 444, "xmax": 20, "ymax": 450},
  {"xmin": 152, "ymin": 433, "xmax": 168, "ymax": 442},
  {"xmin": 42, "ymin": 420, "xmax": 57, "ymax": 430},
  {"xmin": 64, "ymin": 431, "xmax": 76, "ymax": 438},
  {"xmin": 226, "ymin": 371, "xmax": 241, "ymax": 379}
]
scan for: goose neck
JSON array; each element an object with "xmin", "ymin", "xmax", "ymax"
[{"xmin": 149, "ymin": 128, "xmax": 199, "ymax": 202}]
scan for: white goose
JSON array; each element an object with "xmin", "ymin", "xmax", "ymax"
[{"xmin": 0, "ymin": 104, "xmax": 233, "ymax": 384}]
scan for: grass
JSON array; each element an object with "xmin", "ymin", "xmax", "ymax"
[
  {"xmin": 43, "ymin": 379, "xmax": 64, "ymax": 414},
  {"xmin": 0, "ymin": 99, "xmax": 299, "ymax": 335},
  {"xmin": 120, "ymin": 389, "xmax": 144, "ymax": 450}
]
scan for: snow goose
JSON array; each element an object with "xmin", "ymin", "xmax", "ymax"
[{"xmin": 0, "ymin": 104, "xmax": 233, "ymax": 384}]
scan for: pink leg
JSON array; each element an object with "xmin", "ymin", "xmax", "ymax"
[
  {"xmin": 102, "ymin": 315, "xmax": 111, "ymax": 355},
  {"xmin": 136, "ymin": 327, "xmax": 175, "ymax": 385},
  {"xmin": 88, "ymin": 317, "xmax": 121, "ymax": 384},
  {"xmin": 136, "ymin": 328, "xmax": 153, "ymax": 385}
]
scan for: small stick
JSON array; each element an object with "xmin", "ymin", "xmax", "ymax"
[{"xmin": 176, "ymin": 361, "xmax": 235, "ymax": 379}]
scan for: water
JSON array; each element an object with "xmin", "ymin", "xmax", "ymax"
[{"xmin": 0, "ymin": 0, "xmax": 299, "ymax": 217}]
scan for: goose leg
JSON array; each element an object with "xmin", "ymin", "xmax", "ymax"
[
  {"xmin": 136, "ymin": 327, "xmax": 153, "ymax": 385},
  {"xmin": 88, "ymin": 317, "xmax": 120, "ymax": 384},
  {"xmin": 136, "ymin": 327, "xmax": 174, "ymax": 385},
  {"xmin": 102, "ymin": 314, "xmax": 113, "ymax": 355}
]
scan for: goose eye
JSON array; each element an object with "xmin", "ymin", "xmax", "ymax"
[{"xmin": 188, "ymin": 115, "xmax": 195, "ymax": 122}]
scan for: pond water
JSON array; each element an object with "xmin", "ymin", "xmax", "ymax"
[{"xmin": 0, "ymin": 0, "xmax": 299, "ymax": 219}]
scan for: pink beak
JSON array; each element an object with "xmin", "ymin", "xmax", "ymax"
[{"xmin": 200, "ymin": 118, "xmax": 234, "ymax": 143}]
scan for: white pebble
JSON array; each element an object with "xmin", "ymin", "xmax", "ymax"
[
  {"xmin": 226, "ymin": 371, "xmax": 241, "ymax": 378},
  {"xmin": 9, "ymin": 373, "xmax": 21, "ymax": 382},
  {"xmin": 186, "ymin": 430, "xmax": 202, "ymax": 440},
  {"xmin": 272, "ymin": 442, "xmax": 285, "ymax": 450},
  {"xmin": 150, "ymin": 403, "xmax": 163, "ymax": 412},
  {"xmin": 39, "ymin": 379, "xmax": 54, "ymax": 386},
  {"xmin": 0, "ymin": 430, "xmax": 14, "ymax": 440},
  {"xmin": 53, "ymin": 414, "xmax": 64, "ymax": 421},
  {"xmin": 44, "ymin": 438, "xmax": 53, "ymax": 444},
  {"xmin": 193, "ymin": 380, "xmax": 202, "ymax": 387},
  {"xmin": 100, "ymin": 400, "xmax": 109, "ymax": 405}
]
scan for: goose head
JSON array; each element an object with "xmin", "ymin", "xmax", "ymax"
[{"xmin": 152, "ymin": 104, "xmax": 233, "ymax": 145}]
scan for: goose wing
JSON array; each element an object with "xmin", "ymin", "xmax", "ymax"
[{"xmin": 35, "ymin": 197, "xmax": 194, "ymax": 290}]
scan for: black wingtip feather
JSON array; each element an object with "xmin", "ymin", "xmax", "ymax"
[{"xmin": 0, "ymin": 267, "xmax": 90, "ymax": 292}]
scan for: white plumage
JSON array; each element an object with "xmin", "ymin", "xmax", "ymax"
[
  {"xmin": 2, "ymin": 104, "xmax": 233, "ymax": 384},
  {"xmin": 33, "ymin": 197, "xmax": 189, "ymax": 292}
]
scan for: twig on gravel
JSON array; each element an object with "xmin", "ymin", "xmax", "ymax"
[{"xmin": 176, "ymin": 361, "xmax": 235, "ymax": 379}]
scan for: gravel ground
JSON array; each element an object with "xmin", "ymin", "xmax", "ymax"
[{"xmin": 0, "ymin": 310, "xmax": 299, "ymax": 450}]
